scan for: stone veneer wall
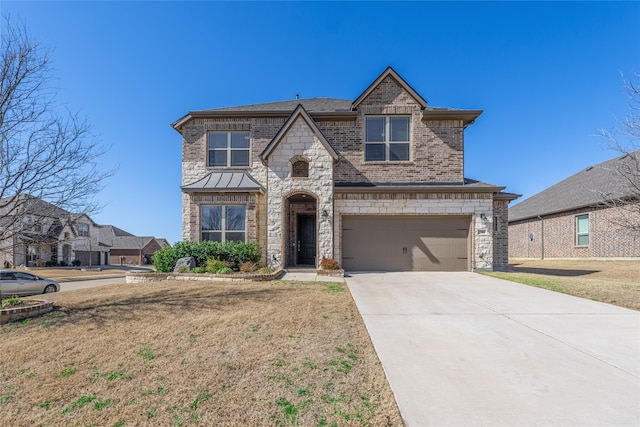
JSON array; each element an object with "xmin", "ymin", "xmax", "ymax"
[
  {"xmin": 509, "ymin": 204, "xmax": 640, "ymax": 259},
  {"xmin": 265, "ymin": 118, "xmax": 335, "ymax": 268},
  {"xmin": 181, "ymin": 117, "xmax": 284, "ymax": 242},
  {"xmin": 184, "ymin": 193, "xmax": 259, "ymax": 247},
  {"xmin": 334, "ymin": 192, "xmax": 495, "ymax": 270},
  {"xmin": 492, "ymin": 200, "xmax": 510, "ymax": 270}
]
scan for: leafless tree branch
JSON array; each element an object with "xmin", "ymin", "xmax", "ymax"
[
  {"xmin": 598, "ymin": 72, "xmax": 640, "ymax": 234},
  {"xmin": 0, "ymin": 15, "xmax": 113, "ymax": 254}
]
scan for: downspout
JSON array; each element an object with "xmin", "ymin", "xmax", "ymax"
[{"xmin": 537, "ymin": 215, "xmax": 544, "ymax": 260}]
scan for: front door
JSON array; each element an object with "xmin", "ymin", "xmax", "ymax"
[{"xmin": 297, "ymin": 214, "xmax": 316, "ymax": 265}]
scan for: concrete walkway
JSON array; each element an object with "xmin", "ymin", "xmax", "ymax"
[
  {"xmin": 346, "ymin": 272, "xmax": 640, "ymax": 427},
  {"xmin": 280, "ymin": 271, "xmax": 345, "ymax": 282}
]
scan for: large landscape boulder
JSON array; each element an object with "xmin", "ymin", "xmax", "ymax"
[{"xmin": 173, "ymin": 257, "xmax": 195, "ymax": 273}]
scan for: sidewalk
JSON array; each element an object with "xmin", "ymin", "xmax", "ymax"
[{"xmin": 280, "ymin": 271, "xmax": 345, "ymax": 282}]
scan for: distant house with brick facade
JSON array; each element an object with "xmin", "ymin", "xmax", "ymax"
[
  {"xmin": 173, "ymin": 67, "xmax": 519, "ymax": 271},
  {"xmin": 99, "ymin": 225, "xmax": 170, "ymax": 265},
  {"xmin": 0, "ymin": 195, "xmax": 170, "ymax": 267},
  {"xmin": 509, "ymin": 151, "xmax": 640, "ymax": 259}
]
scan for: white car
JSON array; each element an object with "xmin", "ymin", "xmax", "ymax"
[{"xmin": 0, "ymin": 270, "xmax": 60, "ymax": 297}]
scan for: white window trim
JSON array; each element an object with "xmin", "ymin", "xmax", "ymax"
[
  {"xmin": 77, "ymin": 223, "xmax": 90, "ymax": 237},
  {"xmin": 575, "ymin": 214, "xmax": 589, "ymax": 246},
  {"xmin": 201, "ymin": 205, "xmax": 247, "ymax": 242},
  {"xmin": 364, "ymin": 116, "xmax": 411, "ymax": 162},
  {"xmin": 207, "ymin": 131, "xmax": 251, "ymax": 168}
]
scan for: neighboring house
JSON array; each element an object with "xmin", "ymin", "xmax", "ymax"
[
  {"xmin": 99, "ymin": 225, "xmax": 169, "ymax": 265},
  {"xmin": 509, "ymin": 151, "xmax": 640, "ymax": 259},
  {"xmin": 0, "ymin": 195, "xmax": 170, "ymax": 267},
  {"xmin": 173, "ymin": 67, "xmax": 519, "ymax": 271},
  {"xmin": 0, "ymin": 195, "xmax": 109, "ymax": 266}
]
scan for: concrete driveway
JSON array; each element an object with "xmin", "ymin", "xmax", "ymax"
[{"xmin": 346, "ymin": 272, "xmax": 640, "ymax": 427}]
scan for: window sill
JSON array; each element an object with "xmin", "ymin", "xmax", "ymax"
[
  {"xmin": 364, "ymin": 161, "xmax": 414, "ymax": 165},
  {"xmin": 207, "ymin": 166, "xmax": 252, "ymax": 170}
]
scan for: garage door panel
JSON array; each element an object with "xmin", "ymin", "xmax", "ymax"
[{"xmin": 342, "ymin": 216, "xmax": 470, "ymax": 271}]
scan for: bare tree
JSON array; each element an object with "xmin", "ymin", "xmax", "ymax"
[
  {"xmin": 0, "ymin": 15, "xmax": 111, "ymax": 263},
  {"xmin": 598, "ymin": 73, "xmax": 640, "ymax": 234}
]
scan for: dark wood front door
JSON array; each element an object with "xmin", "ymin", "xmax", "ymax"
[{"xmin": 297, "ymin": 214, "xmax": 316, "ymax": 265}]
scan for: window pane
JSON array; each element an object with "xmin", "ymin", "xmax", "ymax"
[
  {"xmin": 389, "ymin": 143, "xmax": 410, "ymax": 161},
  {"xmin": 230, "ymin": 150, "xmax": 250, "ymax": 166},
  {"xmin": 226, "ymin": 206, "xmax": 246, "ymax": 231},
  {"xmin": 225, "ymin": 232, "xmax": 245, "ymax": 242},
  {"xmin": 202, "ymin": 231, "xmax": 222, "ymax": 242},
  {"xmin": 365, "ymin": 143, "xmax": 386, "ymax": 161},
  {"xmin": 202, "ymin": 206, "xmax": 221, "ymax": 231},
  {"xmin": 577, "ymin": 234, "xmax": 589, "ymax": 246},
  {"xmin": 208, "ymin": 133, "xmax": 227, "ymax": 149},
  {"xmin": 365, "ymin": 117, "xmax": 385, "ymax": 142},
  {"xmin": 576, "ymin": 215, "xmax": 589, "ymax": 234},
  {"xmin": 230, "ymin": 132, "xmax": 250, "ymax": 148},
  {"xmin": 210, "ymin": 150, "xmax": 228, "ymax": 167},
  {"xmin": 390, "ymin": 117, "xmax": 410, "ymax": 141}
]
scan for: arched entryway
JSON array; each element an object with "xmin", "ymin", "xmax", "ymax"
[{"xmin": 284, "ymin": 192, "xmax": 317, "ymax": 267}]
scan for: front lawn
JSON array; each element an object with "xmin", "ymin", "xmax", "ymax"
[
  {"xmin": 481, "ymin": 259, "xmax": 640, "ymax": 311},
  {"xmin": 0, "ymin": 280, "xmax": 403, "ymax": 426}
]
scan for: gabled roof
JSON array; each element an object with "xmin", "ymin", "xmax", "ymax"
[
  {"xmin": 172, "ymin": 66, "xmax": 483, "ymax": 133},
  {"xmin": 509, "ymin": 151, "xmax": 640, "ymax": 222},
  {"xmin": 181, "ymin": 170, "xmax": 264, "ymax": 193},
  {"xmin": 352, "ymin": 66, "xmax": 427, "ymax": 110},
  {"xmin": 196, "ymin": 98, "xmax": 353, "ymax": 113},
  {"xmin": 260, "ymin": 104, "xmax": 339, "ymax": 162},
  {"xmin": 110, "ymin": 236, "xmax": 155, "ymax": 250},
  {"xmin": 172, "ymin": 98, "xmax": 354, "ymax": 132}
]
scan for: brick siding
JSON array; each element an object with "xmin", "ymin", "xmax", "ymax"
[{"xmin": 509, "ymin": 205, "xmax": 640, "ymax": 258}]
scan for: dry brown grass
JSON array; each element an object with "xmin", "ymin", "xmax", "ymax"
[
  {"xmin": 0, "ymin": 280, "xmax": 403, "ymax": 426},
  {"xmin": 483, "ymin": 259, "xmax": 640, "ymax": 311},
  {"xmin": 20, "ymin": 267, "xmax": 132, "ymax": 279}
]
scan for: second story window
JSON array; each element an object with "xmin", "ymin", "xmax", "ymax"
[
  {"xmin": 365, "ymin": 116, "xmax": 410, "ymax": 162},
  {"xmin": 208, "ymin": 131, "xmax": 250, "ymax": 167},
  {"xmin": 77, "ymin": 223, "xmax": 89, "ymax": 237}
]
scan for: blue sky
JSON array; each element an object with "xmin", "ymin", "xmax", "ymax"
[{"xmin": 3, "ymin": 1, "xmax": 639, "ymax": 244}]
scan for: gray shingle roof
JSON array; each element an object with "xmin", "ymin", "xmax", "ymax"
[
  {"xmin": 181, "ymin": 170, "xmax": 264, "ymax": 193},
  {"xmin": 199, "ymin": 98, "xmax": 353, "ymax": 113},
  {"xmin": 509, "ymin": 151, "xmax": 640, "ymax": 222},
  {"xmin": 110, "ymin": 236, "xmax": 154, "ymax": 250}
]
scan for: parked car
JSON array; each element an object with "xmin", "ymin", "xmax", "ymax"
[{"xmin": 0, "ymin": 270, "xmax": 60, "ymax": 297}]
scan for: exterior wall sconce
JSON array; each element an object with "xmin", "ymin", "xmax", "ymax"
[
  {"xmin": 321, "ymin": 208, "xmax": 328, "ymax": 218},
  {"xmin": 480, "ymin": 213, "xmax": 487, "ymax": 220}
]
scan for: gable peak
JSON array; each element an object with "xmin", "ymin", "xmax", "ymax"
[{"xmin": 352, "ymin": 66, "xmax": 427, "ymax": 110}]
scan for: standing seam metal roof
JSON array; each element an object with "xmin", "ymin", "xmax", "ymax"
[{"xmin": 181, "ymin": 171, "xmax": 264, "ymax": 192}]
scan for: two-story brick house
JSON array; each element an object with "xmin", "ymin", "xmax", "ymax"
[{"xmin": 174, "ymin": 67, "xmax": 518, "ymax": 271}]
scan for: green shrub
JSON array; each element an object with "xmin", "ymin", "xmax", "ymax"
[
  {"xmin": 45, "ymin": 260, "xmax": 58, "ymax": 267},
  {"xmin": 71, "ymin": 260, "xmax": 81, "ymax": 267},
  {"xmin": 2, "ymin": 295, "xmax": 25, "ymax": 308},
  {"xmin": 205, "ymin": 258, "xmax": 229, "ymax": 274},
  {"xmin": 216, "ymin": 267, "xmax": 234, "ymax": 274},
  {"xmin": 153, "ymin": 241, "xmax": 262, "ymax": 273},
  {"xmin": 319, "ymin": 258, "xmax": 341, "ymax": 270},
  {"xmin": 59, "ymin": 260, "xmax": 68, "ymax": 267},
  {"xmin": 255, "ymin": 266, "xmax": 275, "ymax": 275},
  {"xmin": 190, "ymin": 267, "xmax": 207, "ymax": 274}
]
